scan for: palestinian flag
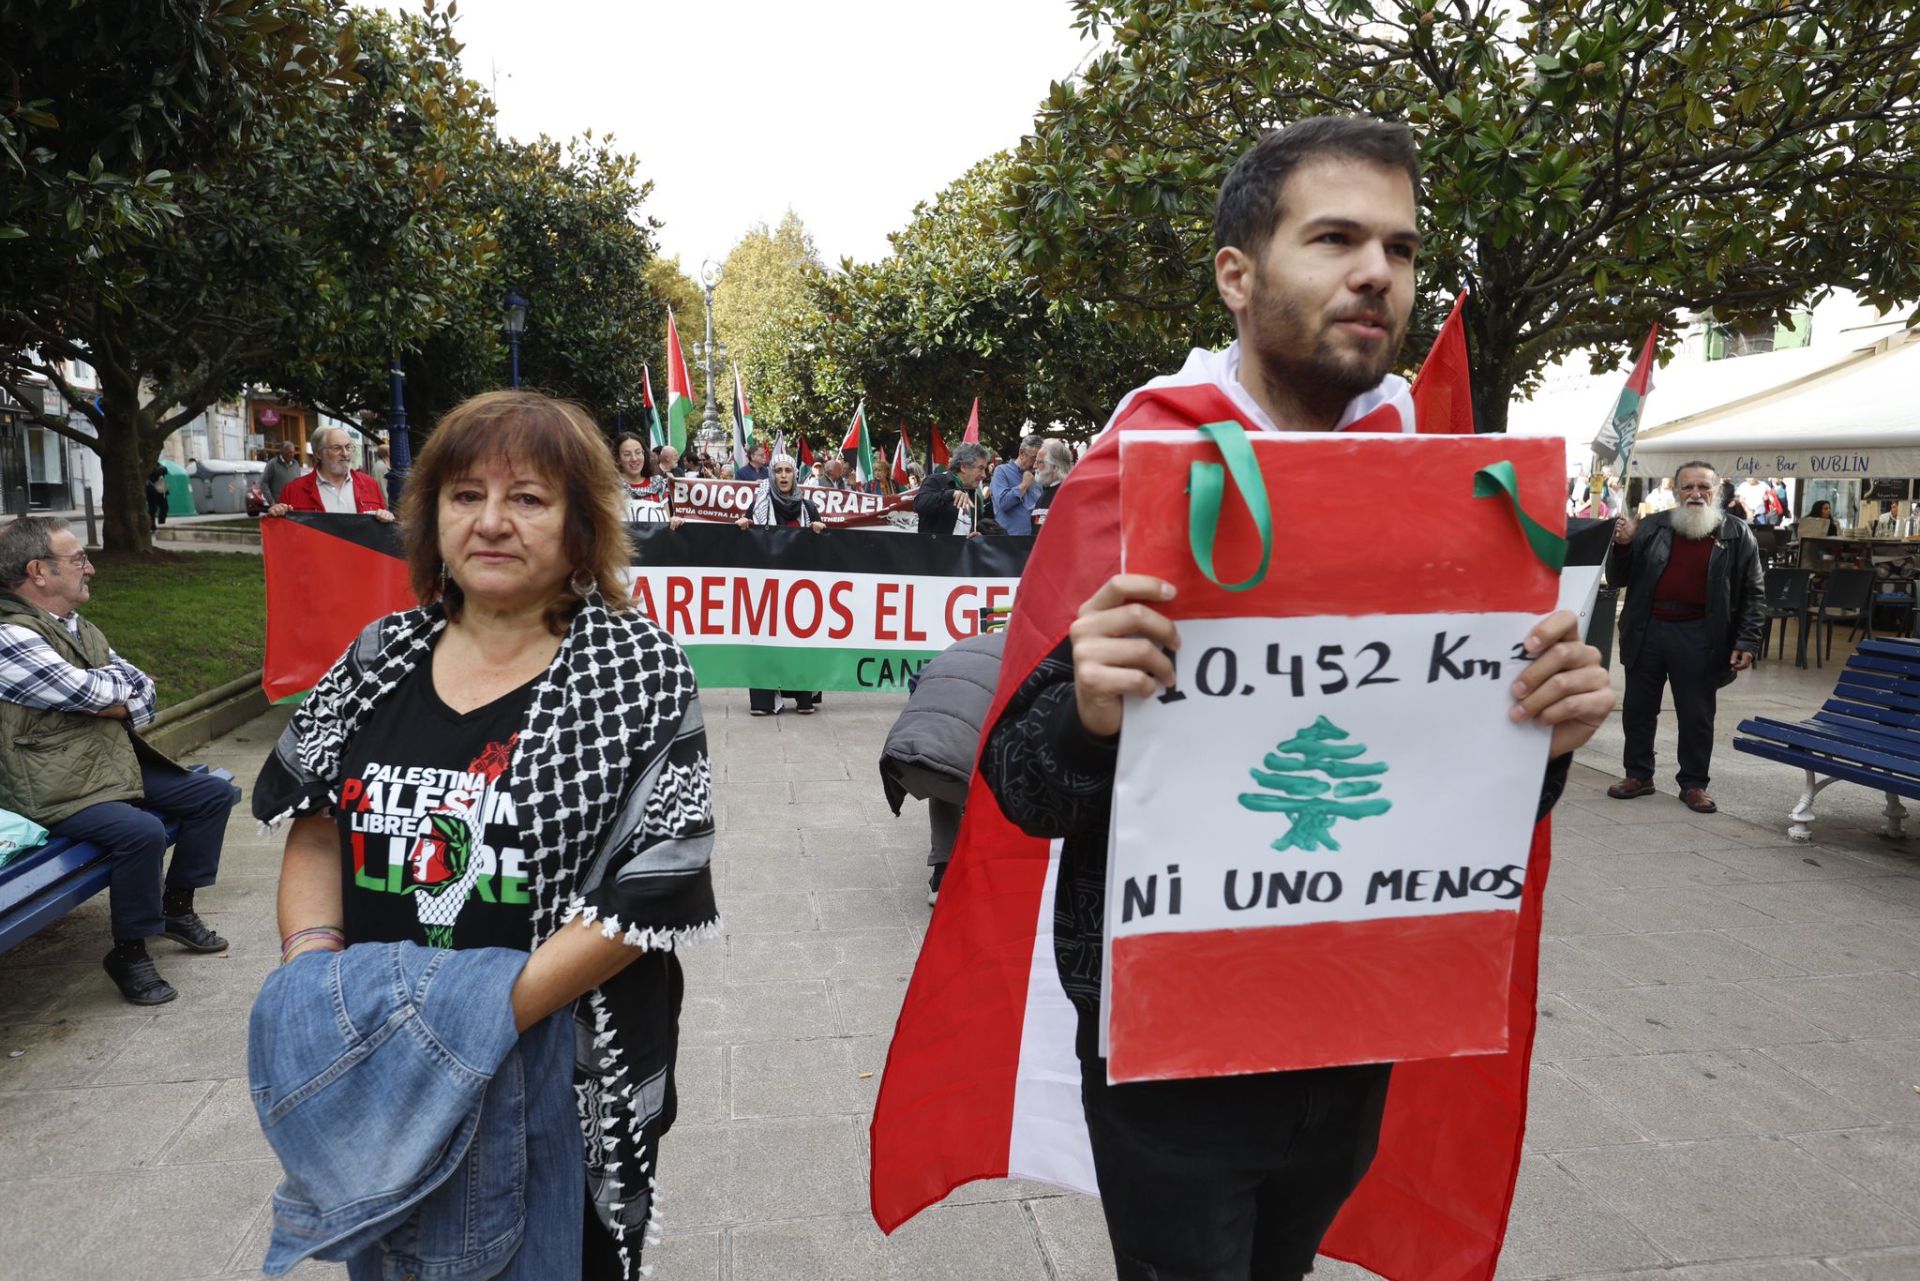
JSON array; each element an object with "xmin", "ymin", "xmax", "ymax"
[
  {"xmin": 1411, "ymin": 288, "xmax": 1475, "ymax": 435},
  {"xmin": 891, "ymin": 427, "xmax": 914, "ymax": 487},
  {"xmin": 642, "ymin": 364, "xmax": 666, "ymax": 449},
  {"xmin": 961, "ymin": 397, "xmax": 981, "ymax": 444},
  {"xmin": 841, "ymin": 400, "xmax": 875, "ymax": 482},
  {"xmin": 928, "ymin": 422, "xmax": 951, "ymax": 472},
  {"xmin": 1592, "ymin": 324, "xmax": 1658, "ymax": 468},
  {"xmin": 798, "ymin": 435, "xmax": 815, "ymax": 470},
  {"xmin": 732, "ymin": 365, "xmax": 753, "ymax": 468},
  {"xmin": 870, "ymin": 335, "xmax": 1556, "ymax": 1281},
  {"xmin": 666, "ymin": 310, "xmax": 694, "ymax": 453},
  {"xmin": 261, "ymin": 516, "xmax": 414, "ymax": 701}
]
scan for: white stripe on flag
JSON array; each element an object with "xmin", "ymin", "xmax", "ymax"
[{"xmin": 1007, "ymin": 839, "xmax": 1099, "ymax": 1194}]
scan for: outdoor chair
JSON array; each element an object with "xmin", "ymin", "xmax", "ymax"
[
  {"xmin": 1757, "ymin": 567, "xmax": 1812, "ymax": 662},
  {"xmin": 1812, "ymin": 567, "xmax": 1877, "ymax": 666},
  {"xmin": 1873, "ymin": 567, "xmax": 1917, "ymax": 639}
]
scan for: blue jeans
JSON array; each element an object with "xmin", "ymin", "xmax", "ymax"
[{"xmin": 50, "ymin": 761, "xmax": 238, "ymax": 940}]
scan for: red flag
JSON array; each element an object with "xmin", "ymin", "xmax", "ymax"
[
  {"xmin": 798, "ymin": 435, "xmax": 815, "ymax": 467},
  {"xmin": 961, "ymin": 397, "xmax": 981, "ymax": 444},
  {"xmin": 871, "ymin": 349, "xmax": 1550, "ymax": 1281},
  {"xmin": 1411, "ymin": 287, "xmax": 1475, "ymax": 435},
  {"xmin": 929, "ymin": 422, "xmax": 951, "ymax": 470},
  {"xmin": 892, "ymin": 427, "xmax": 913, "ymax": 486},
  {"xmin": 262, "ymin": 516, "xmax": 413, "ymax": 701}
]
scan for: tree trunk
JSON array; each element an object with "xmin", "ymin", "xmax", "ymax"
[{"xmin": 99, "ymin": 412, "xmax": 156, "ymax": 554}]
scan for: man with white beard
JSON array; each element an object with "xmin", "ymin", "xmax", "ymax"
[{"xmin": 1607, "ymin": 461, "xmax": 1765, "ymax": 813}]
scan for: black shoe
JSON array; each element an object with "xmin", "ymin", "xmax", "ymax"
[
  {"xmin": 103, "ymin": 949, "xmax": 178, "ymax": 1005},
  {"xmin": 159, "ymin": 911, "xmax": 228, "ymax": 953}
]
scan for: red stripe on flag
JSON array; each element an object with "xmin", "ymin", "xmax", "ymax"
[
  {"xmin": 1119, "ymin": 434, "xmax": 1564, "ymax": 618},
  {"xmin": 1109, "ymin": 911, "xmax": 1519, "ymax": 1082},
  {"xmin": 262, "ymin": 518, "xmax": 413, "ymax": 701},
  {"xmin": 867, "ymin": 796, "xmax": 1050, "ymax": 1227}
]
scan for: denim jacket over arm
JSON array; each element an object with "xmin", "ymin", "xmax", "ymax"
[{"xmin": 249, "ymin": 942, "xmax": 580, "ymax": 1280}]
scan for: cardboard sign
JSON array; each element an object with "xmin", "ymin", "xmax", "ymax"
[{"xmin": 1104, "ymin": 430, "xmax": 1565, "ymax": 1083}]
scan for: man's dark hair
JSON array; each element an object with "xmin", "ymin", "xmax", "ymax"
[
  {"xmin": 1214, "ymin": 116, "xmax": 1422, "ymax": 258},
  {"xmin": 1674, "ymin": 460, "xmax": 1718, "ymax": 484}
]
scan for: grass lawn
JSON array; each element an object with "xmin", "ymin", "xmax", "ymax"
[{"xmin": 83, "ymin": 550, "xmax": 265, "ymax": 710}]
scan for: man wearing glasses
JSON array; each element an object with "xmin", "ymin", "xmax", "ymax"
[
  {"xmin": 0, "ymin": 517, "xmax": 239, "ymax": 1004},
  {"xmin": 267, "ymin": 426, "xmax": 394, "ymax": 520}
]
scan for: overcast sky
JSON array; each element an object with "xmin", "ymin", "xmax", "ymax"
[{"xmin": 386, "ymin": 0, "xmax": 1096, "ymax": 270}]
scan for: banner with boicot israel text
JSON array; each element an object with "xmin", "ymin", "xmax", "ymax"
[{"xmin": 259, "ymin": 514, "xmax": 1028, "ymax": 700}]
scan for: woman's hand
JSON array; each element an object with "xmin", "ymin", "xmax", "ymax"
[
  {"xmin": 810, "ymin": 521, "xmax": 826, "ymax": 533},
  {"xmin": 735, "ymin": 517, "xmax": 752, "ymax": 530},
  {"xmin": 669, "ymin": 517, "xmax": 684, "ymax": 530}
]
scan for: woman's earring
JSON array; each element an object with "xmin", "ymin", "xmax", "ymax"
[{"xmin": 570, "ymin": 567, "xmax": 596, "ymax": 597}]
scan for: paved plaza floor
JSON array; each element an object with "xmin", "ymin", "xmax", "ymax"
[{"xmin": 5, "ymin": 654, "xmax": 1920, "ymax": 1279}]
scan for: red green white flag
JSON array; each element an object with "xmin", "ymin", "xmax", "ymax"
[
  {"xmin": 665, "ymin": 310, "xmax": 694, "ymax": 454},
  {"xmin": 642, "ymin": 364, "xmax": 666, "ymax": 449},
  {"xmin": 892, "ymin": 427, "xmax": 914, "ymax": 487},
  {"xmin": 1592, "ymin": 324, "xmax": 1658, "ymax": 469},
  {"xmin": 841, "ymin": 400, "xmax": 875, "ymax": 482},
  {"xmin": 928, "ymin": 422, "xmax": 951, "ymax": 472}
]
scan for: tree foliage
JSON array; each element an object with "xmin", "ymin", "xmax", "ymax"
[
  {"xmin": 2, "ymin": 4, "xmax": 491, "ymax": 552},
  {"xmin": 759, "ymin": 156, "xmax": 1179, "ymax": 454},
  {"xmin": 0, "ymin": 0, "xmax": 342, "ymax": 276},
  {"xmin": 277, "ymin": 130, "xmax": 667, "ymax": 435},
  {"xmin": 714, "ymin": 211, "xmax": 827, "ymax": 443},
  {"xmin": 1008, "ymin": 0, "xmax": 1920, "ymax": 431}
]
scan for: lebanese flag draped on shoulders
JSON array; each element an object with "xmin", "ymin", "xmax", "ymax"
[{"xmin": 871, "ymin": 290, "xmax": 1555, "ymax": 1281}]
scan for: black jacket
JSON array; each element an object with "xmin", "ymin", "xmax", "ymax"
[
  {"xmin": 980, "ymin": 641, "xmax": 1572, "ymax": 1066},
  {"xmin": 913, "ymin": 472, "xmax": 977, "ymax": 536},
  {"xmin": 1608, "ymin": 510, "xmax": 1766, "ymax": 678}
]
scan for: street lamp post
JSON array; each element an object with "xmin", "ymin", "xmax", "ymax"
[
  {"xmin": 503, "ymin": 291, "xmax": 529, "ymax": 389},
  {"xmin": 692, "ymin": 260, "xmax": 727, "ymax": 459},
  {"xmin": 385, "ymin": 356, "xmax": 410, "ymax": 510}
]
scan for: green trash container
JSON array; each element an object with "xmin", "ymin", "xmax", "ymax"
[{"xmin": 163, "ymin": 459, "xmax": 197, "ymax": 518}]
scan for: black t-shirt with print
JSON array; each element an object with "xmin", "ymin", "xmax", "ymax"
[{"xmin": 334, "ymin": 661, "xmax": 538, "ymax": 951}]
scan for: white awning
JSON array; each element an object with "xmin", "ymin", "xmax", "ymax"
[{"xmin": 1628, "ymin": 330, "xmax": 1920, "ymax": 480}]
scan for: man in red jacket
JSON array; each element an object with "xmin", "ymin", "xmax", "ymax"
[{"xmin": 268, "ymin": 427, "xmax": 394, "ymax": 521}]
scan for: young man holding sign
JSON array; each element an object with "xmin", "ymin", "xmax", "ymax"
[{"xmin": 980, "ymin": 117, "xmax": 1612, "ymax": 1280}]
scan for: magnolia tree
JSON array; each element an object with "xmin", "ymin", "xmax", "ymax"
[{"xmin": 1006, "ymin": 0, "xmax": 1920, "ymax": 432}]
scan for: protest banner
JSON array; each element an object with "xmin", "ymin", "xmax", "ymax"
[
  {"xmin": 624, "ymin": 524, "xmax": 1023, "ymax": 690},
  {"xmin": 259, "ymin": 515, "xmax": 1027, "ymax": 699},
  {"xmin": 669, "ymin": 475, "xmax": 916, "ymax": 530},
  {"xmin": 1103, "ymin": 428, "xmax": 1567, "ymax": 1081}
]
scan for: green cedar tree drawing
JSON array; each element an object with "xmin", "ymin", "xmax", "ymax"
[{"xmin": 1237, "ymin": 715, "xmax": 1391, "ymax": 852}]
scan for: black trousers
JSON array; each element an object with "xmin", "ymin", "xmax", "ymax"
[
  {"xmin": 747, "ymin": 688, "xmax": 815, "ymax": 713},
  {"xmin": 1622, "ymin": 616, "xmax": 1717, "ymax": 790},
  {"xmin": 49, "ymin": 763, "xmax": 237, "ymax": 939},
  {"xmin": 1081, "ymin": 1058, "xmax": 1392, "ymax": 1281}
]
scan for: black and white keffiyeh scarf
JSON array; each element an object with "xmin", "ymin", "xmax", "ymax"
[
  {"xmin": 750, "ymin": 479, "xmax": 818, "ymax": 527},
  {"xmin": 254, "ymin": 594, "xmax": 719, "ymax": 1278}
]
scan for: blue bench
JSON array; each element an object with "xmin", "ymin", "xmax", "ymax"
[
  {"xmin": 1735, "ymin": 637, "xmax": 1920, "ymax": 843},
  {"xmin": 0, "ymin": 766, "xmax": 233, "ymax": 957}
]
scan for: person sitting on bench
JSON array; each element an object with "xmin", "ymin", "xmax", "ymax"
[{"xmin": 0, "ymin": 516, "xmax": 239, "ymax": 1004}]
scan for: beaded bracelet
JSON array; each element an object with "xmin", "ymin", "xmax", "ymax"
[{"xmin": 280, "ymin": 926, "xmax": 347, "ymax": 965}]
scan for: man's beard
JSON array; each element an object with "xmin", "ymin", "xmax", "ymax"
[
  {"xmin": 1671, "ymin": 499, "xmax": 1723, "ymax": 540},
  {"xmin": 1244, "ymin": 267, "xmax": 1407, "ymax": 402}
]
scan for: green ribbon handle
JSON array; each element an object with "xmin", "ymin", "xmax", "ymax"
[
  {"xmin": 1472, "ymin": 460, "xmax": 1568, "ymax": 571},
  {"xmin": 1187, "ymin": 421, "xmax": 1274, "ymax": 592}
]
